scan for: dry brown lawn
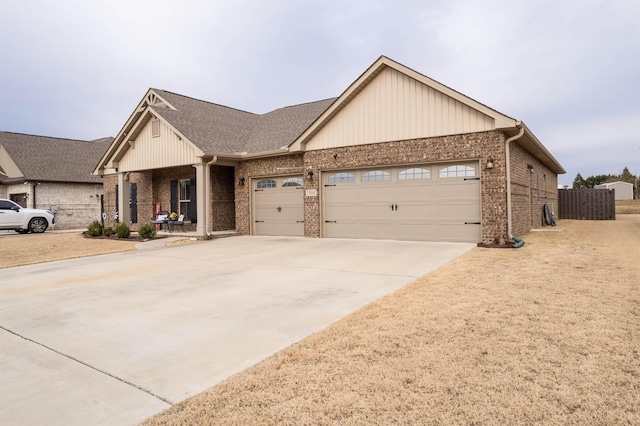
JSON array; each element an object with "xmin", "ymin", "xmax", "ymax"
[
  {"xmin": 617, "ymin": 199, "xmax": 640, "ymax": 214},
  {"xmin": 142, "ymin": 216, "xmax": 640, "ymax": 426},
  {"xmin": 0, "ymin": 232, "xmax": 136, "ymax": 268}
]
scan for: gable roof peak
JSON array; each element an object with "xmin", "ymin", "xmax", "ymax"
[{"xmin": 152, "ymin": 88, "xmax": 257, "ymax": 116}]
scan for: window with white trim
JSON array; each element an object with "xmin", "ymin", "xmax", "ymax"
[
  {"xmin": 282, "ymin": 177, "xmax": 304, "ymax": 187},
  {"xmin": 179, "ymin": 179, "xmax": 191, "ymax": 220},
  {"xmin": 399, "ymin": 168, "xmax": 431, "ymax": 180},
  {"xmin": 257, "ymin": 179, "xmax": 277, "ymax": 189},
  {"xmin": 361, "ymin": 170, "xmax": 390, "ymax": 182},
  {"xmin": 328, "ymin": 172, "xmax": 355, "ymax": 184},
  {"xmin": 439, "ymin": 165, "xmax": 475, "ymax": 178}
]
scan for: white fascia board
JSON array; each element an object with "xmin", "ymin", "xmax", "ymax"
[
  {"xmin": 94, "ymin": 88, "xmax": 156, "ymax": 174},
  {"xmin": 94, "ymin": 88, "xmax": 180, "ymax": 175}
]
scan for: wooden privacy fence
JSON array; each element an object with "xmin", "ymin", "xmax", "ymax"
[{"xmin": 558, "ymin": 189, "xmax": 615, "ymax": 220}]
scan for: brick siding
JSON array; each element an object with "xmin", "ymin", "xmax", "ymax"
[{"xmin": 4, "ymin": 182, "xmax": 102, "ymax": 229}]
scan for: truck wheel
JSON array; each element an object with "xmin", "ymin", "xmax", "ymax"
[{"xmin": 29, "ymin": 218, "xmax": 48, "ymax": 233}]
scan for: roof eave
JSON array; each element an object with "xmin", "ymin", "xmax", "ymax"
[{"xmin": 506, "ymin": 123, "xmax": 565, "ymax": 174}]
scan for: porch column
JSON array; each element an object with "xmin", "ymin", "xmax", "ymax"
[
  {"xmin": 117, "ymin": 172, "xmax": 131, "ymax": 224},
  {"xmin": 193, "ymin": 163, "xmax": 207, "ymax": 236}
]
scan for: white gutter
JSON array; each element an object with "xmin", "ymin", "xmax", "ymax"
[{"xmin": 505, "ymin": 121, "xmax": 525, "ymax": 239}]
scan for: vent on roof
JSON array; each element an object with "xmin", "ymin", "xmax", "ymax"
[{"xmin": 151, "ymin": 119, "xmax": 160, "ymax": 138}]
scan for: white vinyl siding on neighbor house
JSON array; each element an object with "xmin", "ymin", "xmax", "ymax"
[
  {"xmin": 118, "ymin": 119, "xmax": 199, "ymax": 171},
  {"xmin": 305, "ymin": 67, "xmax": 496, "ymax": 151},
  {"xmin": 322, "ymin": 162, "xmax": 481, "ymax": 242}
]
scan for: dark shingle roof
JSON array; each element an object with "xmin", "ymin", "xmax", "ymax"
[
  {"xmin": 0, "ymin": 132, "xmax": 112, "ymax": 183},
  {"xmin": 152, "ymin": 89, "xmax": 259, "ymax": 154},
  {"xmin": 151, "ymin": 89, "xmax": 336, "ymax": 154},
  {"xmin": 243, "ymin": 98, "xmax": 337, "ymax": 153}
]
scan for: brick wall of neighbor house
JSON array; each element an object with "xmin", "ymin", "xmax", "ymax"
[
  {"xmin": 211, "ymin": 165, "xmax": 235, "ymax": 231},
  {"xmin": 102, "ymin": 175, "xmax": 118, "ymax": 228},
  {"xmin": 235, "ymin": 154, "xmax": 305, "ymax": 234},
  {"xmin": 509, "ymin": 141, "xmax": 558, "ymax": 237},
  {"xmin": 5, "ymin": 183, "xmax": 33, "ymax": 207},
  {"xmin": 0, "ymin": 186, "xmax": 6, "ymax": 198},
  {"xmin": 30, "ymin": 182, "xmax": 103, "ymax": 229}
]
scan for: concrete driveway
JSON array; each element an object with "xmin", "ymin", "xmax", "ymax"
[{"xmin": 0, "ymin": 236, "xmax": 474, "ymax": 425}]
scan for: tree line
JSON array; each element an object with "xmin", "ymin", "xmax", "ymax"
[{"xmin": 572, "ymin": 167, "xmax": 638, "ymax": 197}]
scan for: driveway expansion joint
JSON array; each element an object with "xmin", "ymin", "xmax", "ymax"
[{"xmin": 0, "ymin": 325, "xmax": 174, "ymax": 406}]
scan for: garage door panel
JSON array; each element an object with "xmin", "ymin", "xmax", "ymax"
[
  {"xmin": 435, "ymin": 182, "xmax": 479, "ymax": 199},
  {"xmin": 437, "ymin": 203, "xmax": 480, "ymax": 219},
  {"xmin": 322, "ymin": 163, "xmax": 481, "ymax": 243},
  {"xmin": 394, "ymin": 184, "xmax": 434, "ymax": 201},
  {"xmin": 252, "ymin": 176, "xmax": 304, "ymax": 237},
  {"xmin": 436, "ymin": 223, "xmax": 479, "ymax": 242},
  {"xmin": 397, "ymin": 223, "xmax": 436, "ymax": 241}
]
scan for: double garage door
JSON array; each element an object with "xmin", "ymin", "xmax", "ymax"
[{"xmin": 252, "ymin": 162, "xmax": 481, "ymax": 242}]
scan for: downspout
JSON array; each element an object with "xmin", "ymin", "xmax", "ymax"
[
  {"xmin": 205, "ymin": 156, "xmax": 217, "ymax": 237},
  {"xmin": 505, "ymin": 122, "xmax": 525, "ymax": 240}
]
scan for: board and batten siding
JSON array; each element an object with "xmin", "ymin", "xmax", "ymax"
[
  {"xmin": 306, "ymin": 67, "xmax": 496, "ymax": 151},
  {"xmin": 118, "ymin": 119, "xmax": 199, "ymax": 171}
]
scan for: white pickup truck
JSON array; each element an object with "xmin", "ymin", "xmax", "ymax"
[{"xmin": 0, "ymin": 198, "xmax": 55, "ymax": 233}]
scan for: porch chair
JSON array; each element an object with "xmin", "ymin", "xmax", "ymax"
[
  {"xmin": 151, "ymin": 211, "xmax": 169, "ymax": 230},
  {"xmin": 167, "ymin": 214, "xmax": 185, "ymax": 233}
]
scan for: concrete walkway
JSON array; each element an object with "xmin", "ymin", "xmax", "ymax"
[{"xmin": 0, "ymin": 236, "xmax": 474, "ymax": 425}]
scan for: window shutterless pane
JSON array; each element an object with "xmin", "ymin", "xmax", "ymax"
[
  {"xmin": 327, "ymin": 173, "xmax": 355, "ymax": 184},
  {"xmin": 439, "ymin": 165, "xmax": 475, "ymax": 178},
  {"xmin": 282, "ymin": 177, "xmax": 304, "ymax": 187},
  {"xmin": 257, "ymin": 179, "xmax": 277, "ymax": 189},
  {"xmin": 361, "ymin": 170, "xmax": 390, "ymax": 182},
  {"xmin": 398, "ymin": 168, "xmax": 431, "ymax": 180}
]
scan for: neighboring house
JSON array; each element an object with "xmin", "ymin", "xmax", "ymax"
[
  {"xmin": 94, "ymin": 56, "xmax": 565, "ymax": 243},
  {"xmin": 0, "ymin": 132, "xmax": 112, "ymax": 229},
  {"xmin": 594, "ymin": 181, "xmax": 634, "ymax": 200}
]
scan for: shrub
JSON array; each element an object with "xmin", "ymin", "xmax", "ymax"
[
  {"xmin": 102, "ymin": 226, "xmax": 113, "ymax": 237},
  {"xmin": 137, "ymin": 223, "xmax": 157, "ymax": 239},
  {"xmin": 114, "ymin": 222, "xmax": 131, "ymax": 239},
  {"xmin": 87, "ymin": 220, "xmax": 103, "ymax": 237}
]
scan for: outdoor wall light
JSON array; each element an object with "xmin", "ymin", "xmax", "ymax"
[
  {"xmin": 485, "ymin": 156, "xmax": 495, "ymax": 170},
  {"xmin": 305, "ymin": 167, "xmax": 314, "ymax": 180},
  {"xmin": 238, "ymin": 177, "xmax": 245, "ymax": 186},
  {"xmin": 333, "ymin": 153, "xmax": 338, "ymax": 160},
  {"xmin": 527, "ymin": 164, "xmax": 534, "ymax": 173}
]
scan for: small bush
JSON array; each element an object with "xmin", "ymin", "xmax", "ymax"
[
  {"xmin": 137, "ymin": 223, "xmax": 157, "ymax": 239},
  {"xmin": 102, "ymin": 226, "xmax": 113, "ymax": 237},
  {"xmin": 87, "ymin": 220, "xmax": 103, "ymax": 237},
  {"xmin": 114, "ymin": 222, "xmax": 131, "ymax": 239}
]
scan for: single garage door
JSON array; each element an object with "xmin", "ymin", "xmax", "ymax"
[
  {"xmin": 322, "ymin": 162, "xmax": 481, "ymax": 242},
  {"xmin": 252, "ymin": 176, "xmax": 304, "ymax": 236}
]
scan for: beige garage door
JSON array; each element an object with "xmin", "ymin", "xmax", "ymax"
[
  {"xmin": 322, "ymin": 162, "xmax": 481, "ymax": 242},
  {"xmin": 252, "ymin": 176, "xmax": 304, "ymax": 236}
]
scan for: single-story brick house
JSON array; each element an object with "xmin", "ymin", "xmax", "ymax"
[
  {"xmin": 94, "ymin": 56, "xmax": 564, "ymax": 243},
  {"xmin": 0, "ymin": 132, "xmax": 112, "ymax": 229}
]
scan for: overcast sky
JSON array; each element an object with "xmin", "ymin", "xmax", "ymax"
[{"xmin": 1, "ymin": 0, "xmax": 638, "ymax": 185}]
